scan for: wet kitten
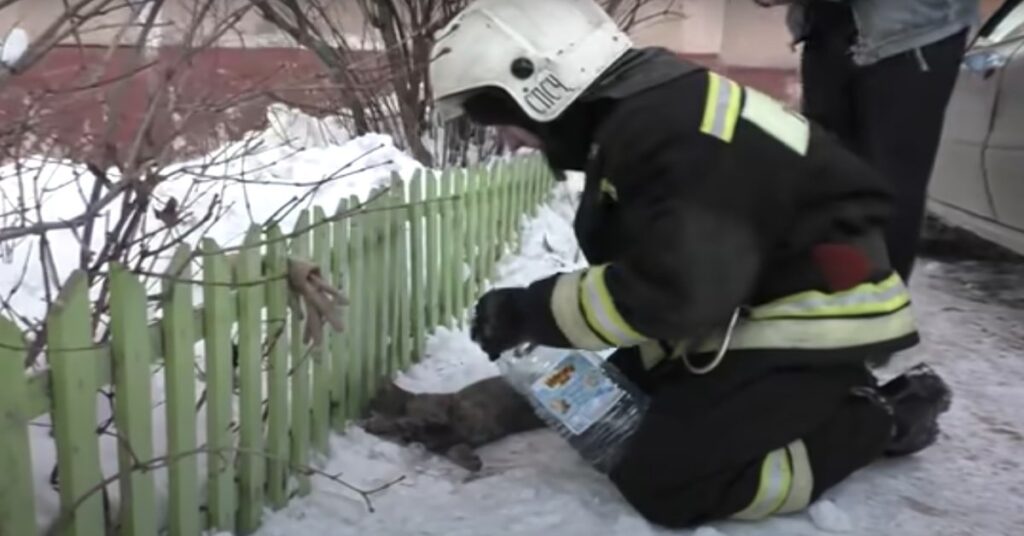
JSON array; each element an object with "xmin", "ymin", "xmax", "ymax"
[{"xmin": 361, "ymin": 376, "xmax": 545, "ymax": 471}]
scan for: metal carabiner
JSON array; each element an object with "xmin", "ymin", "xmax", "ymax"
[{"xmin": 682, "ymin": 306, "xmax": 743, "ymax": 375}]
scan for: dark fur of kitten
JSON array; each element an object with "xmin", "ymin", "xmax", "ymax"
[{"xmin": 361, "ymin": 376, "xmax": 545, "ymax": 471}]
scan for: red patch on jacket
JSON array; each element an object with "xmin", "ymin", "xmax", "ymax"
[{"xmin": 812, "ymin": 244, "xmax": 871, "ymax": 291}]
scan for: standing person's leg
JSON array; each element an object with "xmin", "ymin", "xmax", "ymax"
[
  {"xmin": 853, "ymin": 30, "xmax": 969, "ymax": 281},
  {"xmin": 797, "ymin": 4, "xmax": 859, "ymax": 145}
]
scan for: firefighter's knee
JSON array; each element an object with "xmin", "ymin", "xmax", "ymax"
[{"xmin": 608, "ymin": 459, "xmax": 710, "ymax": 528}]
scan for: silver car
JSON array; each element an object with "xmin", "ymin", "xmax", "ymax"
[{"xmin": 928, "ymin": 0, "xmax": 1024, "ymax": 255}]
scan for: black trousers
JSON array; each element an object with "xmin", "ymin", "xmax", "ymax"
[
  {"xmin": 606, "ymin": 348, "xmax": 893, "ymax": 528},
  {"xmin": 799, "ymin": 6, "xmax": 968, "ymax": 281}
]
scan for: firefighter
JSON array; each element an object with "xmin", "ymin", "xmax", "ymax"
[{"xmin": 429, "ymin": 0, "xmax": 953, "ymax": 527}]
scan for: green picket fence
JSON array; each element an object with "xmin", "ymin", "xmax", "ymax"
[{"xmin": 0, "ymin": 155, "xmax": 554, "ymax": 536}]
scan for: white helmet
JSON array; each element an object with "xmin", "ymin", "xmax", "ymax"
[{"xmin": 429, "ymin": 0, "xmax": 633, "ymax": 123}]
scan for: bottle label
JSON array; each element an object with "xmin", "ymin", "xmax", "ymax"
[{"xmin": 530, "ymin": 351, "xmax": 625, "ymax": 435}]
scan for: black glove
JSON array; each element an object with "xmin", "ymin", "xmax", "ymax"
[{"xmin": 470, "ymin": 287, "xmax": 531, "ymax": 361}]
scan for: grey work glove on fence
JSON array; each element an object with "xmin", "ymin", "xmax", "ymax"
[{"xmin": 287, "ymin": 257, "xmax": 349, "ymax": 346}]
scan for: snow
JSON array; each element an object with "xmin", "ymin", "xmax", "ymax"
[
  {"xmin": 242, "ymin": 174, "xmax": 1024, "ymax": 536},
  {"xmin": 807, "ymin": 500, "xmax": 852, "ymax": 533},
  {"xmin": 0, "ymin": 103, "xmax": 423, "ymax": 329}
]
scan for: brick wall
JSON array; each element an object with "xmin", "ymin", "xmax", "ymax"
[
  {"xmin": 1, "ymin": 46, "xmax": 385, "ymax": 164},
  {"xmin": 1, "ymin": 46, "xmax": 797, "ymax": 165}
]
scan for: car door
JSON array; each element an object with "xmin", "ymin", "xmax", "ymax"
[
  {"xmin": 981, "ymin": 3, "xmax": 1024, "ymax": 231},
  {"xmin": 927, "ymin": 21, "xmax": 1013, "ymax": 219}
]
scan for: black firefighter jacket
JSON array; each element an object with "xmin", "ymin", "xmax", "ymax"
[{"xmin": 517, "ymin": 59, "xmax": 920, "ymax": 374}]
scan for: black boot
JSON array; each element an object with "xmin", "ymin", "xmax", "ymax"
[{"xmin": 879, "ymin": 363, "xmax": 953, "ymax": 457}]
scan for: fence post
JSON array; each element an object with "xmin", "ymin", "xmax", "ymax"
[
  {"xmin": 499, "ymin": 161, "xmax": 513, "ymax": 255},
  {"xmin": 425, "ymin": 171, "xmax": 441, "ymax": 330},
  {"xmin": 439, "ymin": 171, "xmax": 455, "ymax": 327},
  {"xmin": 451, "ymin": 169, "xmax": 468, "ymax": 326},
  {"xmin": 468, "ymin": 167, "xmax": 485, "ymax": 297},
  {"xmin": 331, "ymin": 198, "xmax": 352, "ymax": 429},
  {"xmin": 512, "ymin": 160, "xmax": 525, "ymax": 245},
  {"xmin": 289, "ymin": 212, "xmax": 312, "ymax": 496},
  {"xmin": 263, "ymin": 227, "xmax": 290, "ymax": 509},
  {"xmin": 312, "ymin": 207, "xmax": 332, "ymax": 454},
  {"xmin": 162, "ymin": 247, "xmax": 201, "ymax": 536},
  {"xmin": 364, "ymin": 188, "xmax": 384, "ymax": 395},
  {"xmin": 347, "ymin": 198, "xmax": 367, "ymax": 417},
  {"xmin": 462, "ymin": 167, "xmax": 480, "ymax": 306},
  {"xmin": 0, "ymin": 318, "xmax": 38, "ymax": 536},
  {"xmin": 392, "ymin": 176, "xmax": 413, "ymax": 369},
  {"xmin": 379, "ymin": 188, "xmax": 396, "ymax": 379},
  {"xmin": 201, "ymin": 238, "xmax": 237, "ymax": 530},
  {"xmin": 408, "ymin": 171, "xmax": 426, "ymax": 360},
  {"xmin": 529, "ymin": 156, "xmax": 542, "ymax": 214},
  {"xmin": 109, "ymin": 264, "xmax": 158, "ymax": 536},
  {"xmin": 235, "ymin": 229, "xmax": 266, "ymax": 532}
]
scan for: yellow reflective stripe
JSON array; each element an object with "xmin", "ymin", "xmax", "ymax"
[
  {"xmin": 732, "ymin": 446, "xmax": 793, "ymax": 521},
  {"xmin": 750, "ymin": 273, "xmax": 910, "ymax": 320},
  {"xmin": 700, "ymin": 72, "xmax": 742, "ymax": 143},
  {"xmin": 740, "ymin": 86, "xmax": 811, "ymax": 155},
  {"xmin": 700, "ymin": 72, "xmax": 721, "ymax": 134},
  {"xmin": 550, "ymin": 271, "xmax": 611, "ymax": 351},
  {"xmin": 695, "ymin": 305, "xmax": 916, "ymax": 353},
  {"xmin": 580, "ymin": 265, "xmax": 647, "ymax": 346},
  {"xmin": 778, "ymin": 440, "xmax": 815, "ymax": 514}
]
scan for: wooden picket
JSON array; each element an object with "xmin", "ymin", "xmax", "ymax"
[
  {"xmin": 0, "ymin": 317, "xmax": 38, "ymax": 536},
  {"xmin": 289, "ymin": 211, "xmax": 313, "ymax": 497},
  {"xmin": 202, "ymin": 238, "xmax": 237, "ymax": 530},
  {"xmin": 347, "ymin": 197, "xmax": 368, "ymax": 423},
  {"xmin": 264, "ymin": 226, "xmax": 290, "ymax": 510},
  {"xmin": 312, "ymin": 207, "xmax": 332, "ymax": 455},
  {"xmin": 331, "ymin": 197, "xmax": 353, "ymax": 428},
  {"xmin": 408, "ymin": 172, "xmax": 426, "ymax": 360},
  {"xmin": 164, "ymin": 247, "xmax": 202, "ymax": 536},
  {"xmin": 48, "ymin": 271, "xmax": 105, "ymax": 536},
  {"xmin": 0, "ymin": 154, "xmax": 554, "ymax": 536},
  {"xmin": 109, "ymin": 263, "xmax": 158, "ymax": 536}
]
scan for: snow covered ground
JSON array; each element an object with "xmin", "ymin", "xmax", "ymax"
[{"xmin": 243, "ymin": 176, "xmax": 1024, "ymax": 536}]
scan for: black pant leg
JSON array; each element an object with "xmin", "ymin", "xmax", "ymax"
[
  {"xmin": 607, "ymin": 362, "xmax": 893, "ymax": 528},
  {"xmin": 797, "ymin": 5, "xmax": 858, "ymax": 144},
  {"xmin": 852, "ymin": 30, "xmax": 969, "ymax": 280},
  {"xmin": 802, "ymin": 383, "xmax": 895, "ymax": 505}
]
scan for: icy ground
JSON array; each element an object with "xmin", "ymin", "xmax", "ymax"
[{"xmin": 244, "ymin": 177, "xmax": 1024, "ymax": 536}]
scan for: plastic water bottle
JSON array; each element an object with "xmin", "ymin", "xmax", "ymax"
[{"xmin": 496, "ymin": 345, "xmax": 650, "ymax": 473}]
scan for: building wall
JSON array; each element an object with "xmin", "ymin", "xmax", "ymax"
[
  {"xmin": 0, "ymin": 0, "xmax": 370, "ymax": 48},
  {"xmin": 719, "ymin": 0, "xmax": 798, "ymax": 69},
  {"xmin": 629, "ymin": 0, "xmax": 725, "ymax": 54},
  {"xmin": 9, "ymin": 0, "xmax": 1001, "ymax": 163}
]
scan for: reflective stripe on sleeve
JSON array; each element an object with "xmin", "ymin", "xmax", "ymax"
[
  {"xmin": 694, "ymin": 304, "xmax": 916, "ymax": 353},
  {"xmin": 732, "ymin": 446, "xmax": 793, "ymax": 521},
  {"xmin": 778, "ymin": 440, "xmax": 814, "ymax": 514},
  {"xmin": 580, "ymin": 265, "xmax": 648, "ymax": 347},
  {"xmin": 549, "ymin": 271, "xmax": 611, "ymax": 351},
  {"xmin": 700, "ymin": 72, "xmax": 743, "ymax": 143},
  {"xmin": 749, "ymin": 273, "xmax": 910, "ymax": 320},
  {"xmin": 739, "ymin": 86, "xmax": 811, "ymax": 155}
]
